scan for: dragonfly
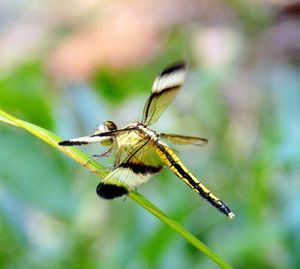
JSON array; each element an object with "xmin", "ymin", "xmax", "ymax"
[{"xmin": 59, "ymin": 61, "xmax": 235, "ymax": 219}]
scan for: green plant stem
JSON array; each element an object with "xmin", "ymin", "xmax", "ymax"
[{"xmin": 0, "ymin": 109, "xmax": 234, "ymax": 269}]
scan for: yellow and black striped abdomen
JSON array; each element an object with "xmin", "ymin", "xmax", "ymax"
[{"xmin": 156, "ymin": 143, "xmax": 235, "ymax": 219}]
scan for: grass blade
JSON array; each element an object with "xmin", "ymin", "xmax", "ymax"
[{"xmin": 0, "ymin": 108, "xmax": 234, "ymax": 269}]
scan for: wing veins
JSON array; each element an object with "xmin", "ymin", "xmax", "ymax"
[
  {"xmin": 142, "ymin": 61, "xmax": 186, "ymax": 125},
  {"xmin": 160, "ymin": 133, "xmax": 208, "ymax": 146}
]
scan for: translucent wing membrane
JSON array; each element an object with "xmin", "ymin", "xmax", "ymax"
[
  {"xmin": 58, "ymin": 128, "xmax": 135, "ymax": 146},
  {"xmin": 160, "ymin": 133, "xmax": 208, "ymax": 146},
  {"xmin": 97, "ymin": 137, "xmax": 163, "ymax": 199},
  {"xmin": 142, "ymin": 61, "xmax": 186, "ymax": 126},
  {"xmin": 58, "ymin": 135, "xmax": 112, "ymax": 146},
  {"xmin": 99, "ymin": 135, "xmax": 234, "ymax": 219}
]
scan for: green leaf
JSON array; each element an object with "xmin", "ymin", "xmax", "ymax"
[{"xmin": 0, "ymin": 108, "xmax": 234, "ymax": 269}]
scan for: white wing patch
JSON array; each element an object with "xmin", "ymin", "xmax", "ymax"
[
  {"xmin": 103, "ymin": 167, "xmax": 152, "ymax": 190},
  {"xmin": 152, "ymin": 69, "xmax": 186, "ymax": 93},
  {"xmin": 58, "ymin": 135, "xmax": 111, "ymax": 145},
  {"xmin": 142, "ymin": 61, "xmax": 186, "ymax": 125}
]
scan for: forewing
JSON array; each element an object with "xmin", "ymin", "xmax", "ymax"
[
  {"xmin": 58, "ymin": 134, "xmax": 112, "ymax": 146},
  {"xmin": 142, "ymin": 61, "xmax": 186, "ymax": 125},
  {"xmin": 160, "ymin": 133, "xmax": 208, "ymax": 146},
  {"xmin": 58, "ymin": 128, "xmax": 135, "ymax": 146}
]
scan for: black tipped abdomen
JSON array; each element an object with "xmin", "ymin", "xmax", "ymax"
[{"xmin": 96, "ymin": 183, "xmax": 128, "ymax": 199}]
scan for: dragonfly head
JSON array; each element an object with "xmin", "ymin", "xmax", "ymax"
[
  {"xmin": 95, "ymin": 121, "xmax": 117, "ymax": 134},
  {"xmin": 94, "ymin": 121, "xmax": 118, "ymax": 146}
]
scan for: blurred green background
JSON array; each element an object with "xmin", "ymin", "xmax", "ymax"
[{"xmin": 0, "ymin": 0, "xmax": 300, "ymax": 268}]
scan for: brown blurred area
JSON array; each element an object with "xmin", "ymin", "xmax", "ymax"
[
  {"xmin": 3, "ymin": 0, "xmax": 299, "ymax": 80},
  {"xmin": 46, "ymin": 0, "xmax": 233, "ymax": 80},
  {"xmin": 270, "ymin": 0, "xmax": 300, "ymax": 61},
  {"xmin": 1, "ymin": 0, "xmax": 299, "ymax": 80}
]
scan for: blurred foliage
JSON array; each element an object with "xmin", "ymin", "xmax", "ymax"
[
  {"xmin": 1, "ymin": 1, "xmax": 300, "ymax": 269},
  {"xmin": 92, "ymin": 30, "xmax": 190, "ymax": 103},
  {"xmin": 0, "ymin": 62, "xmax": 54, "ymax": 129}
]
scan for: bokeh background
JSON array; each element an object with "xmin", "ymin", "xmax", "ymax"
[{"xmin": 0, "ymin": 0, "xmax": 300, "ymax": 268}]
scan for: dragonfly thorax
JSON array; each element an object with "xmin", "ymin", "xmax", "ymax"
[{"xmin": 136, "ymin": 123, "xmax": 159, "ymax": 142}]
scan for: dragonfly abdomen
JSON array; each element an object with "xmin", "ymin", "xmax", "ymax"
[{"xmin": 156, "ymin": 143, "xmax": 235, "ymax": 219}]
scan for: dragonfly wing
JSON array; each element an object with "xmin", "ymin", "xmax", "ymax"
[
  {"xmin": 58, "ymin": 135, "xmax": 112, "ymax": 146},
  {"xmin": 97, "ymin": 138, "xmax": 163, "ymax": 199},
  {"xmin": 142, "ymin": 61, "xmax": 186, "ymax": 126},
  {"xmin": 160, "ymin": 133, "xmax": 208, "ymax": 146},
  {"xmin": 58, "ymin": 128, "xmax": 136, "ymax": 146}
]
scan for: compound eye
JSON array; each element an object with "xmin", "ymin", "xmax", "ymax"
[
  {"xmin": 94, "ymin": 121, "xmax": 117, "ymax": 135},
  {"xmin": 104, "ymin": 121, "xmax": 117, "ymax": 131}
]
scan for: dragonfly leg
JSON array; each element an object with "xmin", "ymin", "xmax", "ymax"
[{"xmin": 84, "ymin": 147, "xmax": 113, "ymax": 167}]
